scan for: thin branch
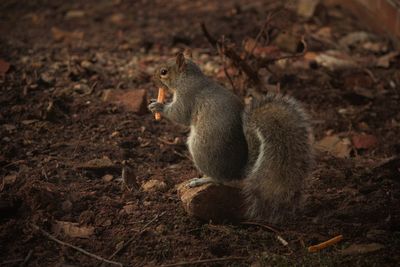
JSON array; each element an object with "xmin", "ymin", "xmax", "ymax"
[
  {"xmin": 108, "ymin": 211, "xmax": 166, "ymax": 260},
  {"xmin": 19, "ymin": 249, "xmax": 33, "ymax": 267},
  {"xmin": 160, "ymin": 256, "xmax": 247, "ymax": 267},
  {"xmin": 31, "ymin": 224, "xmax": 123, "ymax": 267},
  {"xmin": 201, "ymin": 23, "xmax": 261, "ymax": 85},
  {"xmin": 217, "ymin": 40, "xmax": 236, "ymax": 92},
  {"xmin": 240, "ymin": 221, "xmax": 281, "ymax": 233}
]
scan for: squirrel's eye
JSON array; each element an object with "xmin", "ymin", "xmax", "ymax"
[{"xmin": 160, "ymin": 68, "xmax": 168, "ymax": 77}]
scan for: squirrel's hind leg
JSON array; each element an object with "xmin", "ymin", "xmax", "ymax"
[{"xmin": 187, "ymin": 176, "xmax": 217, "ymax": 188}]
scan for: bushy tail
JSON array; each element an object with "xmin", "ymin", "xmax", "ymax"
[{"xmin": 243, "ymin": 93, "xmax": 314, "ymax": 222}]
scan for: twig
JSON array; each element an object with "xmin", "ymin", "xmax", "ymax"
[
  {"xmin": 308, "ymin": 234, "xmax": 343, "ymax": 252},
  {"xmin": 19, "ymin": 249, "xmax": 33, "ymax": 267},
  {"xmin": 0, "ymin": 259, "xmax": 24, "ymax": 265},
  {"xmin": 217, "ymin": 40, "xmax": 236, "ymax": 92},
  {"xmin": 31, "ymin": 223, "xmax": 123, "ymax": 267},
  {"xmin": 160, "ymin": 256, "xmax": 246, "ymax": 267},
  {"xmin": 108, "ymin": 212, "xmax": 166, "ymax": 260},
  {"xmin": 244, "ymin": 12, "xmax": 275, "ymax": 61},
  {"xmin": 201, "ymin": 23, "xmax": 261, "ymax": 86},
  {"xmin": 240, "ymin": 221, "xmax": 281, "ymax": 233}
]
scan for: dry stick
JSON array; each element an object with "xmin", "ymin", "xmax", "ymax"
[
  {"xmin": 244, "ymin": 12, "xmax": 274, "ymax": 61},
  {"xmin": 31, "ymin": 223, "xmax": 123, "ymax": 267},
  {"xmin": 217, "ymin": 41, "xmax": 236, "ymax": 92},
  {"xmin": 241, "ymin": 221, "xmax": 289, "ymax": 249},
  {"xmin": 201, "ymin": 23, "xmax": 261, "ymax": 86},
  {"xmin": 19, "ymin": 249, "xmax": 33, "ymax": 267},
  {"xmin": 108, "ymin": 211, "xmax": 166, "ymax": 260},
  {"xmin": 308, "ymin": 234, "xmax": 343, "ymax": 253},
  {"xmin": 160, "ymin": 256, "xmax": 246, "ymax": 267}
]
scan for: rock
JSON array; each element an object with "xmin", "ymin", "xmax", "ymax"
[
  {"xmin": 73, "ymin": 84, "xmax": 91, "ymax": 95},
  {"xmin": 102, "ymin": 174, "xmax": 114, "ymax": 182},
  {"xmin": 103, "ymin": 89, "xmax": 148, "ymax": 114},
  {"xmin": 123, "ymin": 203, "xmax": 136, "ymax": 214},
  {"xmin": 52, "ymin": 220, "xmax": 94, "ymax": 238},
  {"xmin": 141, "ymin": 179, "xmax": 167, "ymax": 192},
  {"xmin": 177, "ymin": 182, "xmax": 245, "ymax": 222},
  {"xmin": 39, "ymin": 72, "xmax": 55, "ymax": 86},
  {"xmin": 65, "ymin": 10, "xmax": 85, "ymax": 19},
  {"xmin": 351, "ymin": 134, "xmax": 378, "ymax": 149},
  {"xmin": 316, "ymin": 135, "xmax": 351, "ymax": 158},
  {"xmin": 341, "ymin": 243, "xmax": 384, "ymax": 255},
  {"xmin": 297, "ymin": 0, "xmax": 320, "ymax": 19}
]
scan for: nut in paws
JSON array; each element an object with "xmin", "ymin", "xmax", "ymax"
[{"xmin": 148, "ymin": 102, "xmax": 164, "ymax": 114}]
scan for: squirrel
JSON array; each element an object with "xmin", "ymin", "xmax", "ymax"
[{"xmin": 148, "ymin": 52, "xmax": 314, "ymax": 222}]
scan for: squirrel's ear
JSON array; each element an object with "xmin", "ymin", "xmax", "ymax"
[
  {"xmin": 183, "ymin": 48, "xmax": 192, "ymax": 59},
  {"xmin": 176, "ymin": 52, "xmax": 186, "ymax": 72}
]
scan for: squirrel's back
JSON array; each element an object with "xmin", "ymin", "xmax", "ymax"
[{"xmin": 243, "ymin": 93, "xmax": 314, "ymax": 222}]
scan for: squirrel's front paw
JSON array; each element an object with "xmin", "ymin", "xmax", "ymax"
[{"xmin": 148, "ymin": 101, "xmax": 164, "ymax": 114}]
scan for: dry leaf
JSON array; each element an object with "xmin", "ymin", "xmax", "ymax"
[
  {"xmin": 1, "ymin": 174, "xmax": 17, "ymax": 191},
  {"xmin": 341, "ymin": 243, "xmax": 384, "ymax": 255},
  {"xmin": 315, "ymin": 50, "xmax": 358, "ymax": 71},
  {"xmin": 352, "ymin": 134, "xmax": 378, "ymax": 149},
  {"xmin": 297, "ymin": 0, "xmax": 320, "ymax": 19},
  {"xmin": 243, "ymin": 38, "xmax": 280, "ymax": 58},
  {"xmin": 376, "ymin": 52, "xmax": 399, "ymax": 68},
  {"xmin": 51, "ymin": 27, "xmax": 84, "ymax": 42},
  {"xmin": 53, "ymin": 220, "xmax": 94, "ymax": 238},
  {"xmin": 316, "ymin": 135, "xmax": 351, "ymax": 158},
  {"xmin": 0, "ymin": 59, "xmax": 10, "ymax": 78}
]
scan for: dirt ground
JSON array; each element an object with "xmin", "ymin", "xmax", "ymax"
[{"xmin": 1, "ymin": 0, "xmax": 400, "ymax": 266}]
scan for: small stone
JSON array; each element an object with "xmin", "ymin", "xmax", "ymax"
[
  {"xmin": 3, "ymin": 124, "xmax": 16, "ymax": 132},
  {"xmin": 65, "ymin": 10, "xmax": 85, "ymax": 19},
  {"xmin": 102, "ymin": 174, "xmax": 114, "ymax": 182},
  {"xmin": 274, "ymin": 32, "xmax": 300, "ymax": 53},
  {"xmin": 123, "ymin": 203, "xmax": 136, "ymax": 214},
  {"xmin": 73, "ymin": 84, "xmax": 91, "ymax": 95},
  {"xmin": 103, "ymin": 89, "xmax": 147, "ymax": 114},
  {"xmin": 110, "ymin": 131, "xmax": 119, "ymax": 138},
  {"xmin": 80, "ymin": 60, "xmax": 93, "ymax": 70},
  {"xmin": 341, "ymin": 243, "xmax": 384, "ymax": 255},
  {"xmin": 141, "ymin": 179, "xmax": 167, "ymax": 192},
  {"xmin": 155, "ymin": 224, "xmax": 167, "ymax": 234},
  {"xmin": 39, "ymin": 72, "xmax": 55, "ymax": 86}
]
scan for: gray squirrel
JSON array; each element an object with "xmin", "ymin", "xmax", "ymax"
[{"xmin": 148, "ymin": 52, "xmax": 314, "ymax": 222}]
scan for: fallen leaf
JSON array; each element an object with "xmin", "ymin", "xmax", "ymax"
[
  {"xmin": 0, "ymin": 59, "xmax": 10, "ymax": 78},
  {"xmin": 339, "ymin": 31, "xmax": 376, "ymax": 48},
  {"xmin": 1, "ymin": 174, "xmax": 17, "ymax": 191},
  {"xmin": 341, "ymin": 243, "xmax": 384, "ymax": 255},
  {"xmin": 352, "ymin": 134, "xmax": 378, "ymax": 149},
  {"xmin": 141, "ymin": 179, "xmax": 167, "ymax": 192},
  {"xmin": 316, "ymin": 135, "xmax": 351, "ymax": 158},
  {"xmin": 65, "ymin": 10, "xmax": 85, "ymax": 19},
  {"xmin": 51, "ymin": 27, "xmax": 84, "ymax": 42},
  {"xmin": 315, "ymin": 50, "xmax": 358, "ymax": 71},
  {"xmin": 52, "ymin": 221, "xmax": 94, "ymax": 238},
  {"xmin": 243, "ymin": 38, "xmax": 281, "ymax": 58},
  {"xmin": 297, "ymin": 0, "xmax": 320, "ymax": 19},
  {"xmin": 376, "ymin": 52, "xmax": 399, "ymax": 68}
]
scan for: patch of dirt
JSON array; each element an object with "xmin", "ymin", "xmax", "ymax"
[{"xmin": 1, "ymin": 0, "xmax": 400, "ymax": 266}]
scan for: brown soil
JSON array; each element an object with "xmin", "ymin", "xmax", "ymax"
[{"xmin": 1, "ymin": 0, "xmax": 400, "ymax": 266}]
